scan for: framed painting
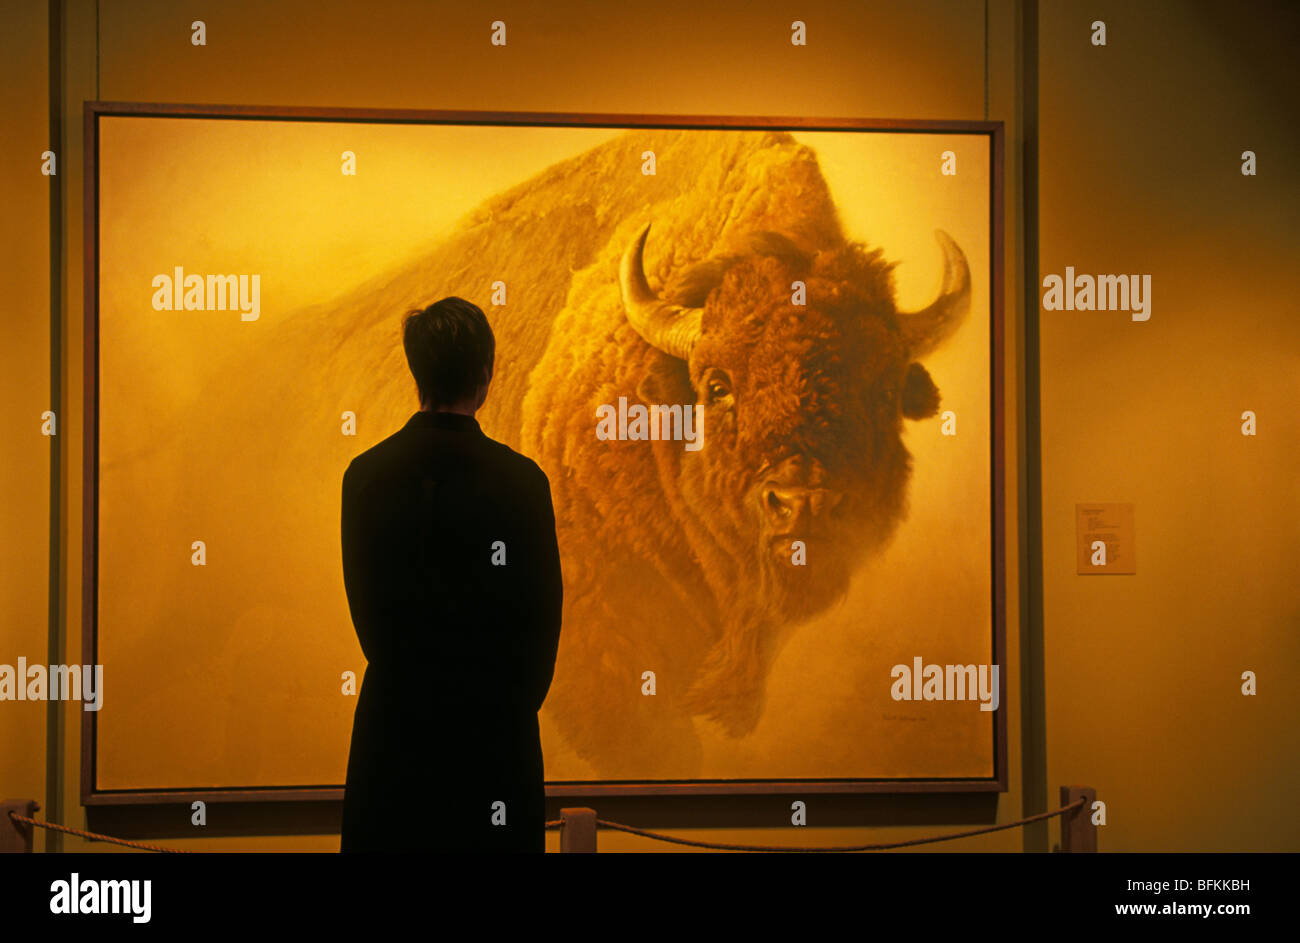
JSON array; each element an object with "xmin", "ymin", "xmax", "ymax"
[{"xmin": 83, "ymin": 103, "xmax": 1005, "ymax": 803}]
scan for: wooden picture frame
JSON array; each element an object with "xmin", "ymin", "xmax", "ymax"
[{"xmin": 83, "ymin": 102, "xmax": 1006, "ymax": 805}]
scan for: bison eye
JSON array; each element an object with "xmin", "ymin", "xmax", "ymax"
[{"xmin": 703, "ymin": 369, "xmax": 733, "ymax": 404}]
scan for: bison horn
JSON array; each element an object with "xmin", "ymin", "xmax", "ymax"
[
  {"xmin": 898, "ymin": 230, "xmax": 972, "ymax": 357},
  {"xmin": 619, "ymin": 223, "xmax": 703, "ymax": 360}
]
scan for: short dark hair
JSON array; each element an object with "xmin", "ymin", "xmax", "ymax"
[{"xmin": 402, "ymin": 297, "xmax": 495, "ymax": 409}]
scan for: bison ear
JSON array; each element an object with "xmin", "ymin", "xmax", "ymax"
[{"xmin": 901, "ymin": 362, "xmax": 941, "ymax": 420}]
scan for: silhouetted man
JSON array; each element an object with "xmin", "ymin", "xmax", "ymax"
[{"xmin": 340, "ymin": 296, "xmax": 563, "ymax": 852}]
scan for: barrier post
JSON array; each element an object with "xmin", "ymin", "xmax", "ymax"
[
  {"xmin": 1059, "ymin": 786, "xmax": 1097, "ymax": 853},
  {"xmin": 560, "ymin": 807, "xmax": 598, "ymax": 853},
  {"xmin": 1, "ymin": 800, "xmax": 40, "ymax": 853}
]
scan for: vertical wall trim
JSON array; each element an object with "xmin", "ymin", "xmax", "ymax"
[
  {"xmin": 45, "ymin": 0, "xmax": 66, "ymax": 854},
  {"xmin": 1017, "ymin": 0, "xmax": 1048, "ymax": 853},
  {"xmin": 984, "ymin": 0, "xmax": 990, "ymax": 120}
]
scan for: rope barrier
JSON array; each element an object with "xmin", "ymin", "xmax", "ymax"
[
  {"xmin": 7, "ymin": 813, "xmax": 191, "ymax": 853},
  {"xmin": 10, "ymin": 798, "xmax": 1085, "ymax": 854},
  {"xmin": 589, "ymin": 798, "xmax": 1086, "ymax": 852}
]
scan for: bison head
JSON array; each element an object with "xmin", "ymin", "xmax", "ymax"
[{"xmin": 618, "ymin": 222, "xmax": 971, "ymax": 733}]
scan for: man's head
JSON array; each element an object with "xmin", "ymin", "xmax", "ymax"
[{"xmin": 402, "ymin": 296, "xmax": 495, "ymax": 413}]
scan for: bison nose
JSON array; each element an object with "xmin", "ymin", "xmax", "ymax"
[
  {"xmin": 761, "ymin": 485, "xmax": 843, "ymax": 530},
  {"xmin": 763, "ymin": 485, "xmax": 805, "ymax": 527}
]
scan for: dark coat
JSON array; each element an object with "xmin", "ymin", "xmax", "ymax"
[{"xmin": 339, "ymin": 409, "xmax": 563, "ymax": 852}]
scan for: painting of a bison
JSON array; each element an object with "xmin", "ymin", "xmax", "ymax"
[
  {"xmin": 91, "ymin": 113, "xmax": 997, "ymax": 794},
  {"xmin": 539, "ymin": 227, "xmax": 967, "ymax": 762},
  {"xmin": 468, "ymin": 131, "xmax": 973, "ymax": 776}
]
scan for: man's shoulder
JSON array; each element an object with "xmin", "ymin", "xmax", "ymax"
[
  {"xmin": 480, "ymin": 436, "xmax": 551, "ymax": 497},
  {"xmin": 486, "ymin": 436, "xmax": 545, "ymax": 474},
  {"xmin": 343, "ymin": 422, "xmax": 548, "ymax": 492},
  {"xmin": 343, "ymin": 427, "xmax": 408, "ymax": 487}
]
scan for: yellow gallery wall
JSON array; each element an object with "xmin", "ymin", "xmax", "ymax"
[
  {"xmin": 0, "ymin": 0, "xmax": 52, "ymax": 849},
  {"xmin": 1038, "ymin": 1, "xmax": 1299, "ymax": 851},
  {"xmin": 0, "ymin": 0, "xmax": 1292, "ymax": 852}
]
